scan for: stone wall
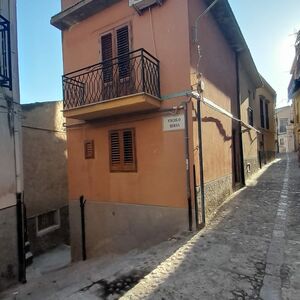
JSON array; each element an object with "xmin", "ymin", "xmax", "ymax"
[
  {"xmin": 0, "ymin": 206, "xmax": 18, "ymax": 291},
  {"xmin": 196, "ymin": 174, "xmax": 233, "ymax": 222}
]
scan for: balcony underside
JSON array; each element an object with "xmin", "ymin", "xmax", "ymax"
[
  {"xmin": 63, "ymin": 93, "xmax": 161, "ymax": 120},
  {"xmin": 51, "ymin": 0, "xmax": 122, "ymax": 30}
]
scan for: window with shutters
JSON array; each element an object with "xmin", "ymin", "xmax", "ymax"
[
  {"xmin": 109, "ymin": 128, "xmax": 136, "ymax": 172},
  {"xmin": 84, "ymin": 140, "xmax": 95, "ymax": 159},
  {"xmin": 101, "ymin": 33, "xmax": 113, "ymax": 83},
  {"xmin": 100, "ymin": 24, "xmax": 131, "ymax": 80}
]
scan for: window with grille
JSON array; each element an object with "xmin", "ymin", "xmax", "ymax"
[
  {"xmin": 36, "ymin": 210, "xmax": 60, "ymax": 236},
  {"xmin": 109, "ymin": 128, "xmax": 136, "ymax": 172},
  {"xmin": 84, "ymin": 140, "xmax": 95, "ymax": 159}
]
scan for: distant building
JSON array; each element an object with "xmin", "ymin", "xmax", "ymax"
[
  {"xmin": 0, "ymin": 0, "xmax": 24, "ymax": 290},
  {"xmin": 22, "ymin": 101, "xmax": 69, "ymax": 256},
  {"xmin": 276, "ymin": 106, "xmax": 295, "ymax": 153}
]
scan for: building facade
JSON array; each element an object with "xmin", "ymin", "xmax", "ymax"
[
  {"xmin": 51, "ymin": 0, "xmax": 270, "ymax": 260},
  {"xmin": 0, "ymin": 0, "xmax": 24, "ymax": 290},
  {"xmin": 288, "ymin": 30, "xmax": 300, "ymax": 151},
  {"xmin": 22, "ymin": 101, "xmax": 69, "ymax": 256},
  {"xmin": 276, "ymin": 106, "xmax": 295, "ymax": 153}
]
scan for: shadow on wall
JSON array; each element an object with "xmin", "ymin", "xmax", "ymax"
[{"xmin": 22, "ymin": 101, "xmax": 69, "ymax": 256}]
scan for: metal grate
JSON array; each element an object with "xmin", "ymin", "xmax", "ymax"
[{"xmin": 63, "ymin": 48, "xmax": 160, "ymax": 109}]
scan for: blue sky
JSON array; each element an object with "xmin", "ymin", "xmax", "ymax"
[{"xmin": 17, "ymin": 0, "xmax": 299, "ymax": 107}]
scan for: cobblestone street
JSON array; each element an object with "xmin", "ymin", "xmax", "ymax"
[{"xmin": 1, "ymin": 154, "xmax": 299, "ymax": 300}]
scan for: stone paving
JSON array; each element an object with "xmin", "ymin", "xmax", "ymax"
[{"xmin": 1, "ymin": 154, "xmax": 299, "ymax": 300}]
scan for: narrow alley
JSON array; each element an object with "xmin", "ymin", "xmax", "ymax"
[{"xmin": 1, "ymin": 154, "xmax": 299, "ymax": 300}]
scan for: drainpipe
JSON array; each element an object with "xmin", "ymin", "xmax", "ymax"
[
  {"xmin": 79, "ymin": 195, "xmax": 87, "ymax": 261},
  {"xmin": 196, "ymin": 96, "xmax": 206, "ymax": 227},
  {"xmin": 183, "ymin": 102, "xmax": 193, "ymax": 231},
  {"xmin": 235, "ymin": 52, "xmax": 245, "ymax": 186},
  {"xmin": 16, "ymin": 192, "xmax": 26, "ymax": 283}
]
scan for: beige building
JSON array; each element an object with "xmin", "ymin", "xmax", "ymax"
[
  {"xmin": 276, "ymin": 106, "xmax": 295, "ymax": 153},
  {"xmin": 22, "ymin": 101, "xmax": 69, "ymax": 256},
  {"xmin": 256, "ymin": 77, "xmax": 277, "ymax": 165},
  {"xmin": 0, "ymin": 0, "xmax": 24, "ymax": 290}
]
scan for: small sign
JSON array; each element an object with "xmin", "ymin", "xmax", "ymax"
[{"xmin": 163, "ymin": 114, "xmax": 185, "ymax": 131}]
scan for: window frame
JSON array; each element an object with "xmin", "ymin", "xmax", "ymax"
[
  {"xmin": 109, "ymin": 128, "xmax": 137, "ymax": 172},
  {"xmin": 36, "ymin": 209, "xmax": 60, "ymax": 237}
]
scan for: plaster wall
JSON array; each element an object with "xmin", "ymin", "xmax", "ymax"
[
  {"xmin": 0, "ymin": 0, "xmax": 21, "ymax": 290},
  {"xmin": 22, "ymin": 101, "xmax": 69, "ymax": 254},
  {"xmin": 188, "ymin": 0, "xmax": 236, "ymax": 216}
]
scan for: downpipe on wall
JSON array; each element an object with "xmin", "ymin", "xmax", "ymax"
[
  {"xmin": 80, "ymin": 195, "xmax": 87, "ymax": 261},
  {"xmin": 183, "ymin": 102, "xmax": 193, "ymax": 232}
]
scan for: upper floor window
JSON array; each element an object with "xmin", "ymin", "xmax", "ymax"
[
  {"xmin": 100, "ymin": 25, "xmax": 130, "ymax": 82},
  {"xmin": 279, "ymin": 118, "xmax": 288, "ymax": 133},
  {"xmin": 260, "ymin": 97, "xmax": 269, "ymax": 129}
]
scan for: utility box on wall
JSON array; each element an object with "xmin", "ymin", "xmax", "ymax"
[{"xmin": 129, "ymin": 0, "xmax": 163, "ymax": 13}]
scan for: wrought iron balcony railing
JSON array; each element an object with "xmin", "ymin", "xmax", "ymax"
[
  {"xmin": 63, "ymin": 48, "xmax": 160, "ymax": 110},
  {"xmin": 0, "ymin": 15, "xmax": 12, "ymax": 90}
]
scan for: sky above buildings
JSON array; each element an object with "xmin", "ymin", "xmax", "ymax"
[{"xmin": 17, "ymin": 0, "xmax": 299, "ymax": 107}]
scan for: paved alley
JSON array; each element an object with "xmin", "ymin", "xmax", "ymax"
[{"xmin": 1, "ymin": 154, "xmax": 299, "ymax": 300}]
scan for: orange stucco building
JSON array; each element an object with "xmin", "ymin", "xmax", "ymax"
[{"xmin": 51, "ymin": 0, "xmax": 270, "ymax": 260}]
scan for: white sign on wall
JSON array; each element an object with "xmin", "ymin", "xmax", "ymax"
[{"xmin": 163, "ymin": 114, "xmax": 185, "ymax": 131}]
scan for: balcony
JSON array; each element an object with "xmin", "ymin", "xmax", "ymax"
[{"xmin": 63, "ymin": 48, "xmax": 161, "ymax": 120}]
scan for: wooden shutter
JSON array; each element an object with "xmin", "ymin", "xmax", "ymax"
[
  {"xmin": 84, "ymin": 140, "xmax": 95, "ymax": 159},
  {"xmin": 116, "ymin": 26, "xmax": 130, "ymax": 79},
  {"xmin": 101, "ymin": 33, "xmax": 113, "ymax": 83},
  {"xmin": 110, "ymin": 131, "xmax": 121, "ymax": 170},
  {"xmin": 109, "ymin": 128, "xmax": 136, "ymax": 172}
]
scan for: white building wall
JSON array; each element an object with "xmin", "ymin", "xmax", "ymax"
[{"xmin": 0, "ymin": 0, "xmax": 23, "ymax": 290}]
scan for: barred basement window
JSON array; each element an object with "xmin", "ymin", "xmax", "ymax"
[
  {"xmin": 109, "ymin": 128, "xmax": 136, "ymax": 172},
  {"xmin": 36, "ymin": 210, "xmax": 60, "ymax": 236},
  {"xmin": 84, "ymin": 140, "xmax": 95, "ymax": 159}
]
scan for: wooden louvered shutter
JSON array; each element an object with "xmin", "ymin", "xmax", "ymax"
[
  {"xmin": 109, "ymin": 128, "xmax": 136, "ymax": 172},
  {"xmin": 101, "ymin": 33, "xmax": 113, "ymax": 83},
  {"xmin": 116, "ymin": 26, "xmax": 130, "ymax": 79},
  {"xmin": 110, "ymin": 131, "xmax": 121, "ymax": 170},
  {"xmin": 84, "ymin": 140, "xmax": 95, "ymax": 159}
]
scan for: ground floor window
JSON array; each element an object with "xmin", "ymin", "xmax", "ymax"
[
  {"xmin": 36, "ymin": 209, "xmax": 60, "ymax": 236},
  {"xmin": 109, "ymin": 128, "xmax": 137, "ymax": 172}
]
